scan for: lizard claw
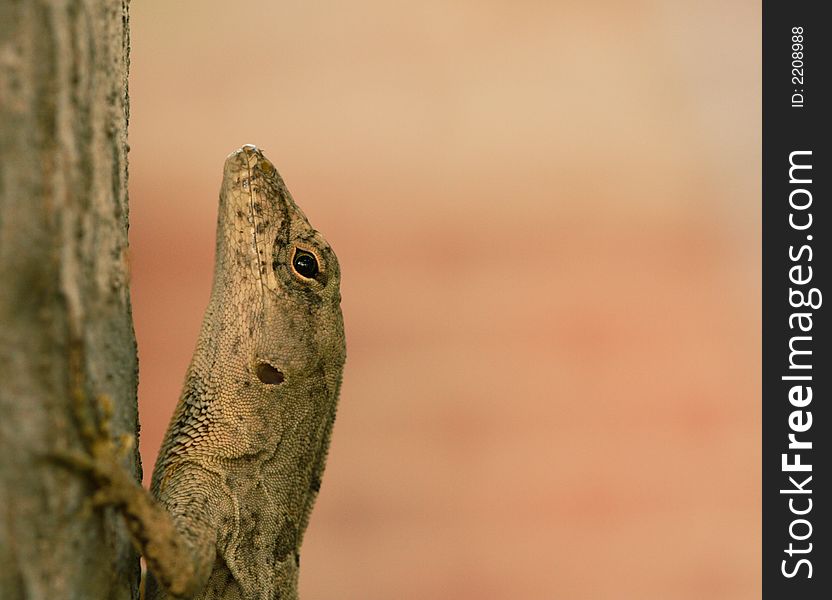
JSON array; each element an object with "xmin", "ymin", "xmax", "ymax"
[
  {"xmin": 48, "ymin": 447, "xmax": 97, "ymax": 472},
  {"xmin": 48, "ymin": 389, "xmax": 139, "ymax": 510}
]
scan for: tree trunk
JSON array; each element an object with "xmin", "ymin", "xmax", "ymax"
[{"xmin": 0, "ymin": 1, "xmax": 138, "ymax": 599}]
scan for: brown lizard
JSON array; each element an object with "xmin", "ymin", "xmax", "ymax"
[{"xmin": 67, "ymin": 145, "xmax": 346, "ymax": 599}]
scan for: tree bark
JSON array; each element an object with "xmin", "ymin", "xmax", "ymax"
[{"xmin": 0, "ymin": 1, "xmax": 138, "ymax": 599}]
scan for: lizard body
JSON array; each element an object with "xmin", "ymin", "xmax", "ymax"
[{"xmin": 72, "ymin": 145, "xmax": 345, "ymax": 600}]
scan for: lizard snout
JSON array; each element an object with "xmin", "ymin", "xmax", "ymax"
[{"xmin": 222, "ymin": 144, "xmax": 278, "ymax": 185}]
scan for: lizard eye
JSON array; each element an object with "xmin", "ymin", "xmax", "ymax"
[{"xmin": 292, "ymin": 250, "xmax": 319, "ymax": 279}]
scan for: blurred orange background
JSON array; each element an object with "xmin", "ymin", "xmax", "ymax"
[{"xmin": 128, "ymin": 2, "xmax": 761, "ymax": 599}]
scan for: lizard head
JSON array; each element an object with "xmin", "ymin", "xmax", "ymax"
[{"xmin": 211, "ymin": 145, "xmax": 345, "ymax": 443}]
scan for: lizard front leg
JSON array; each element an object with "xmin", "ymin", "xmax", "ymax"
[
  {"xmin": 140, "ymin": 464, "xmax": 222, "ymax": 599},
  {"xmin": 56, "ymin": 393, "xmax": 218, "ymax": 599}
]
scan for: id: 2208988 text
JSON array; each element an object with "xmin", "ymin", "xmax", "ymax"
[{"xmin": 791, "ymin": 26, "xmax": 804, "ymax": 108}]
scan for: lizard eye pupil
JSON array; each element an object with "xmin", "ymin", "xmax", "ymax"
[{"xmin": 292, "ymin": 250, "xmax": 319, "ymax": 278}]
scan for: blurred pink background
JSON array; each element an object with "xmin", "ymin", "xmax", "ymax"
[{"xmin": 128, "ymin": 2, "xmax": 761, "ymax": 598}]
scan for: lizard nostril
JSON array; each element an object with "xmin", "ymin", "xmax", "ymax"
[{"xmin": 255, "ymin": 363, "xmax": 285, "ymax": 385}]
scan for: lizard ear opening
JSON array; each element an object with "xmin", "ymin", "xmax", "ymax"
[{"xmin": 256, "ymin": 362, "xmax": 285, "ymax": 385}]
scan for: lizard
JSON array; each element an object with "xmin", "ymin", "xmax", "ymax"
[{"xmin": 65, "ymin": 144, "xmax": 346, "ymax": 600}]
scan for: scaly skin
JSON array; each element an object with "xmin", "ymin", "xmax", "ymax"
[{"xmin": 72, "ymin": 145, "xmax": 345, "ymax": 600}]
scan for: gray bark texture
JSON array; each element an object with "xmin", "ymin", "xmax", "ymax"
[{"xmin": 0, "ymin": 1, "xmax": 138, "ymax": 599}]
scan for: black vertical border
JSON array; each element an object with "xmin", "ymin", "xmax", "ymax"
[{"xmin": 763, "ymin": 2, "xmax": 828, "ymax": 597}]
